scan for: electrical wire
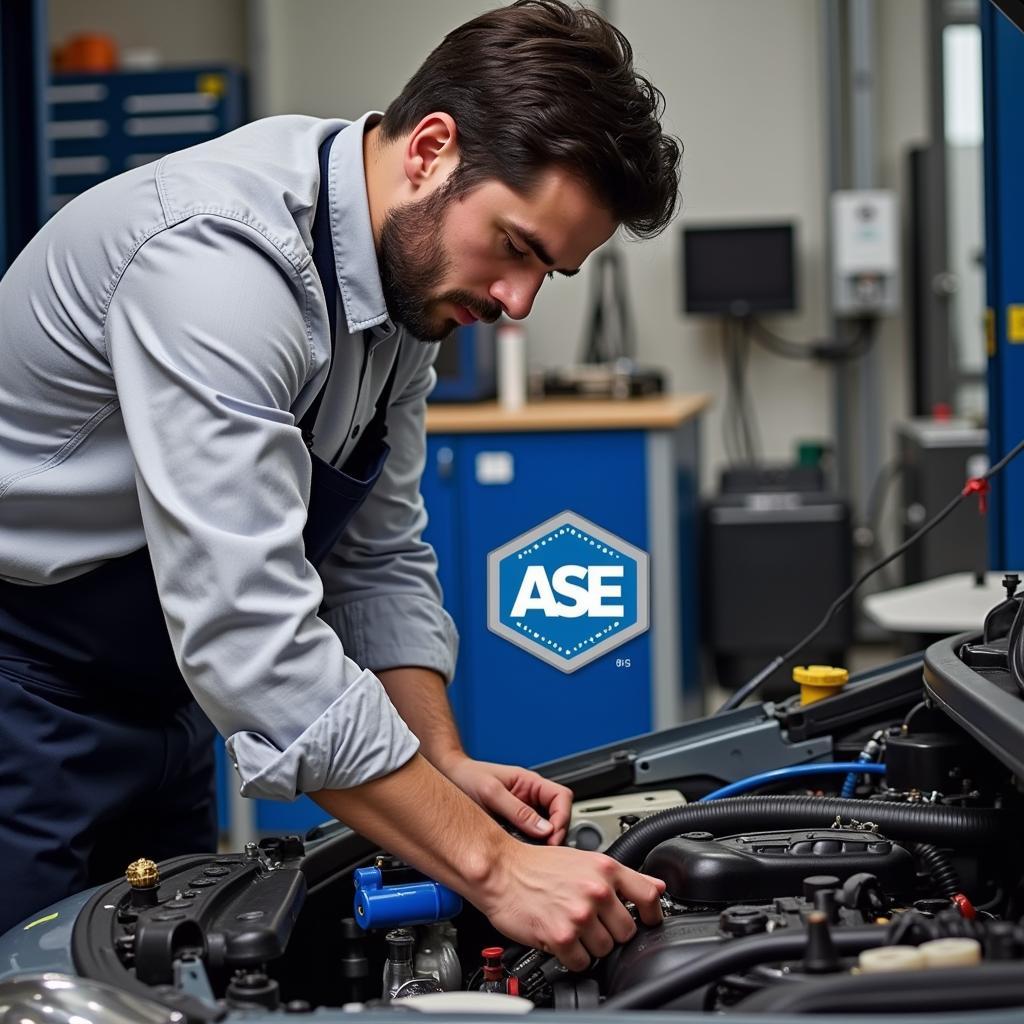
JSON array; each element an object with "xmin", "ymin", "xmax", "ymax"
[
  {"xmin": 697, "ymin": 762, "xmax": 886, "ymax": 801},
  {"xmin": 720, "ymin": 317, "xmax": 742, "ymax": 465},
  {"xmin": 735, "ymin": 327, "xmax": 761, "ymax": 460},
  {"xmin": 717, "ymin": 434, "xmax": 1024, "ymax": 713},
  {"xmin": 720, "ymin": 316, "xmax": 761, "ymax": 465},
  {"xmin": 747, "ymin": 315, "xmax": 876, "ymax": 362}
]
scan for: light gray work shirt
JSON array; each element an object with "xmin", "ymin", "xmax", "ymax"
[{"xmin": 0, "ymin": 112, "xmax": 459, "ymax": 801}]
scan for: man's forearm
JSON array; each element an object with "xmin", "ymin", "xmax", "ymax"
[
  {"xmin": 309, "ymin": 753, "xmax": 509, "ymax": 901},
  {"xmin": 376, "ymin": 666, "xmax": 464, "ymax": 770}
]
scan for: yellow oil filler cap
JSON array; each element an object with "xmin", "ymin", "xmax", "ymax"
[{"xmin": 793, "ymin": 665, "xmax": 849, "ymax": 705}]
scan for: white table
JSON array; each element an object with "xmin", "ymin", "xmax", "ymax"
[{"xmin": 863, "ymin": 571, "xmax": 1022, "ymax": 634}]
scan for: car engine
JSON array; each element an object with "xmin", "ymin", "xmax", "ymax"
[{"xmin": 7, "ymin": 586, "xmax": 1024, "ymax": 1021}]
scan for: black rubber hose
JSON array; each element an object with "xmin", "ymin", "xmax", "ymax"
[
  {"xmin": 740, "ymin": 964, "xmax": 1024, "ymax": 1014},
  {"xmin": 911, "ymin": 842, "xmax": 962, "ymax": 897},
  {"xmin": 604, "ymin": 795, "xmax": 1005, "ymax": 869},
  {"xmin": 886, "ymin": 908, "xmax": 987, "ymax": 946},
  {"xmin": 1010, "ymin": 598, "xmax": 1024, "ymax": 696},
  {"xmin": 599, "ymin": 926, "xmax": 884, "ymax": 1011}
]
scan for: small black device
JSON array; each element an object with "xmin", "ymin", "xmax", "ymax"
[{"xmin": 682, "ymin": 223, "xmax": 797, "ymax": 315}]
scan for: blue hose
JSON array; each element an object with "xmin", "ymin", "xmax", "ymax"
[
  {"xmin": 698, "ymin": 762, "xmax": 886, "ymax": 802},
  {"xmin": 841, "ymin": 753, "xmax": 874, "ymax": 798}
]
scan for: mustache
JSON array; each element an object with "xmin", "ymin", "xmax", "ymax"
[{"xmin": 444, "ymin": 289, "xmax": 503, "ymax": 324}]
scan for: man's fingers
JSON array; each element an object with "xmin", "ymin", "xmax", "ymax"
[
  {"xmin": 615, "ymin": 869, "xmax": 665, "ymax": 927},
  {"xmin": 579, "ymin": 919, "xmax": 616, "ymax": 961},
  {"xmin": 546, "ymin": 783, "xmax": 573, "ymax": 835},
  {"xmin": 599, "ymin": 897, "xmax": 640, "ymax": 945},
  {"xmin": 487, "ymin": 785, "xmax": 554, "ymax": 838},
  {"xmin": 524, "ymin": 775, "xmax": 572, "ymax": 845}
]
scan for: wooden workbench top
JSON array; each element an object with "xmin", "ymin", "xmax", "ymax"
[{"xmin": 425, "ymin": 393, "xmax": 712, "ymax": 434}]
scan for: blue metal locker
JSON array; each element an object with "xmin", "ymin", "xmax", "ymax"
[{"xmin": 983, "ymin": 3, "xmax": 1024, "ymax": 567}]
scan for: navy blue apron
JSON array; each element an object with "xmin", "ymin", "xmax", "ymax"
[{"xmin": 0, "ymin": 130, "xmax": 398, "ymax": 932}]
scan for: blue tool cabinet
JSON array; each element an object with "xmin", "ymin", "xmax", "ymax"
[
  {"xmin": 423, "ymin": 430, "xmax": 655, "ymax": 767},
  {"xmin": 248, "ymin": 396, "xmax": 708, "ymax": 836},
  {"xmin": 46, "ymin": 66, "xmax": 245, "ymax": 216}
]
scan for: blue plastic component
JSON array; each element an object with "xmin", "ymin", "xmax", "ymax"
[
  {"xmin": 841, "ymin": 752, "xmax": 877, "ymax": 799},
  {"xmin": 353, "ymin": 866, "xmax": 462, "ymax": 930},
  {"xmin": 697, "ymin": 762, "xmax": 886, "ymax": 802}
]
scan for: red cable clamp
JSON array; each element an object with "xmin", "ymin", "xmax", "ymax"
[
  {"xmin": 962, "ymin": 477, "xmax": 990, "ymax": 515},
  {"xmin": 952, "ymin": 892, "xmax": 976, "ymax": 919}
]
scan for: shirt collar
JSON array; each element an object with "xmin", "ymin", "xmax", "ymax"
[{"xmin": 327, "ymin": 111, "xmax": 395, "ymax": 338}]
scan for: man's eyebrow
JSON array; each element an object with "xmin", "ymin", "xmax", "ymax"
[{"xmin": 511, "ymin": 223, "xmax": 580, "ymax": 277}]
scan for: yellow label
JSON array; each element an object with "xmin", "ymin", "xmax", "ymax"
[
  {"xmin": 196, "ymin": 73, "xmax": 226, "ymax": 98},
  {"xmin": 1009, "ymin": 304, "xmax": 1024, "ymax": 343},
  {"xmin": 986, "ymin": 308, "xmax": 996, "ymax": 357},
  {"xmin": 23, "ymin": 911, "xmax": 58, "ymax": 930}
]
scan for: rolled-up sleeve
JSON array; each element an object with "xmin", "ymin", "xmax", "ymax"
[
  {"xmin": 105, "ymin": 216, "xmax": 419, "ymax": 801},
  {"xmin": 318, "ymin": 343, "xmax": 459, "ymax": 682}
]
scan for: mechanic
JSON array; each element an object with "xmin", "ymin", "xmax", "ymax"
[{"xmin": 0, "ymin": 0, "xmax": 680, "ymax": 965}]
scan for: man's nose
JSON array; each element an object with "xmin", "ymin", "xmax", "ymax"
[{"xmin": 490, "ymin": 274, "xmax": 543, "ymax": 321}]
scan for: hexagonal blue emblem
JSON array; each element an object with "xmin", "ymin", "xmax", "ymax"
[{"xmin": 487, "ymin": 511, "xmax": 649, "ymax": 673}]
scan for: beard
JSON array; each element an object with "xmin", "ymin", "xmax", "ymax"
[{"xmin": 377, "ymin": 184, "xmax": 502, "ymax": 342}]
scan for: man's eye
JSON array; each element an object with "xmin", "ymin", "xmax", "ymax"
[{"xmin": 504, "ymin": 235, "xmax": 527, "ymax": 260}]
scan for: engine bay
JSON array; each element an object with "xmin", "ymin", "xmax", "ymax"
[{"xmin": 19, "ymin": 590, "xmax": 1024, "ymax": 1021}]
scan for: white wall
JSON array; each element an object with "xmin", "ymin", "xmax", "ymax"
[
  {"xmin": 47, "ymin": 0, "xmax": 932, "ymax": 497},
  {"xmin": 250, "ymin": 0, "xmax": 930, "ymax": 494},
  {"xmin": 611, "ymin": 0, "xmax": 830, "ymax": 486},
  {"xmin": 48, "ymin": 0, "xmax": 248, "ymax": 67}
]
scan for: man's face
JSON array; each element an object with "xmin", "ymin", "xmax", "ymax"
[{"xmin": 378, "ymin": 165, "xmax": 617, "ymax": 342}]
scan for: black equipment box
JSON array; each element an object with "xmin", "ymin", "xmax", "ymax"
[{"xmin": 704, "ymin": 467, "xmax": 853, "ymax": 696}]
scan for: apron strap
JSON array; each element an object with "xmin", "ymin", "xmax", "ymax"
[
  {"xmin": 341, "ymin": 340, "xmax": 400, "ymax": 478},
  {"xmin": 300, "ymin": 130, "xmax": 342, "ymax": 447},
  {"xmin": 300, "ymin": 128, "xmax": 401, "ymax": 462}
]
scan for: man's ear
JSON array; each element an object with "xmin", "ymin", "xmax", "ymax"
[{"xmin": 402, "ymin": 113, "xmax": 459, "ymax": 190}]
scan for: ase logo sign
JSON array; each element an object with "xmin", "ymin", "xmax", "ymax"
[{"xmin": 487, "ymin": 511, "xmax": 649, "ymax": 672}]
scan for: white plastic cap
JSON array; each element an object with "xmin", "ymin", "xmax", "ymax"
[
  {"xmin": 918, "ymin": 937, "xmax": 982, "ymax": 968},
  {"xmin": 857, "ymin": 946, "xmax": 926, "ymax": 973}
]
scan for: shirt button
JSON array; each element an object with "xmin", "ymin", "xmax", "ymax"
[{"xmin": 351, "ymin": 425, "xmax": 360, "ymax": 439}]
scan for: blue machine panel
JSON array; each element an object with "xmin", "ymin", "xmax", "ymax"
[{"xmin": 983, "ymin": 5, "xmax": 1024, "ymax": 567}]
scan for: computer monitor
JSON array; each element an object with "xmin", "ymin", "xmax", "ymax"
[{"xmin": 682, "ymin": 223, "xmax": 797, "ymax": 316}]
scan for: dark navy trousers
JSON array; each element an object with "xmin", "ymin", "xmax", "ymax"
[{"xmin": 0, "ymin": 663, "xmax": 216, "ymax": 933}]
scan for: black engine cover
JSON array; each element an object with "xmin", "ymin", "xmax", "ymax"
[{"xmin": 643, "ymin": 827, "xmax": 915, "ymax": 904}]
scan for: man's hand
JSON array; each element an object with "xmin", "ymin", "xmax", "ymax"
[
  {"xmin": 311, "ymin": 754, "xmax": 664, "ymax": 973},
  {"xmin": 436, "ymin": 753, "xmax": 572, "ymax": 845},
  {"xmin": 474, "ymin": 842, "xmax": 665, "ymax": 971}
]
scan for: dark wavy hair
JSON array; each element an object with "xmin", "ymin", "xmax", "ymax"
[{"xmin": 379, "ymin": 0, "xmax": 682, "ymax": 239}]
